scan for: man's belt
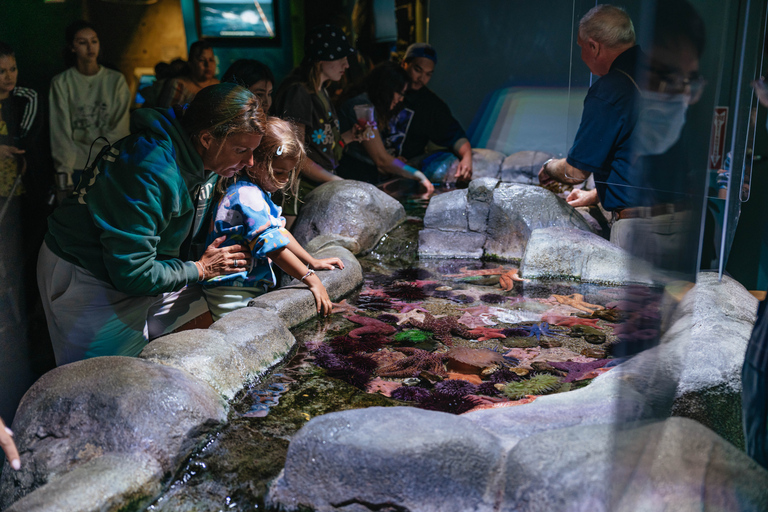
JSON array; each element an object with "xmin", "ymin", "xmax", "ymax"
[{"xmin": 612, "ymin": 202, "xmax": 689, "ymax": 221}]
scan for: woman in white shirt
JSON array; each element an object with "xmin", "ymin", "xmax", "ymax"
[{"xmin": 49, "ymin": 20, "xmax": 131, "ymax": 191}]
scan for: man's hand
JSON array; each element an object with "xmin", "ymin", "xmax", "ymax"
[
  {"xmin": 456, "ymin": 154, "xmax": 473, "ymax": 181},
  {"xmin": 538, "ymin": 161, "xmax": 554, "ymax": 185},
  {"xmin": 566, "ymin": 188, "xmax": 599, "ymax": 207}
]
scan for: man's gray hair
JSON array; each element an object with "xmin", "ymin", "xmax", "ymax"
[{"xmin": 579, "ymin": 5, "xmax": 636, "ymax": 48}]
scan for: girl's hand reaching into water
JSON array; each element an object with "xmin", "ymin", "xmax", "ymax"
[{"xmin": 307, "ymin": 278, "xmax": 333, "ymax": 317}]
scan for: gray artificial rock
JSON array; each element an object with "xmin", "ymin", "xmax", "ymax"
[
  {"xmin": 422, "ymin": 189, "xmax": 468, "ymax": 231},
  {"xmin": 418, "ymin": 229, "xmax": 486, "ymax": 259},
  {"xmin": 140, "ymin": 308, "xmax": 296, "ymax": 401},
  {"xmin": 4, "ymin": 453, "xmax": 163, "ymax": 512},
  {"xmin": 467, "ymin": 178, "xmax": 499, "ymax": 232},
  {"xmin": 248, "ymin": 245, "xmax": 363, "ymax": 328},
  {"xmin": 267, "ymin": 407, "xmax": 504, "ymax": 512},
  {"xmin": 292, "ymin": 180, "xmax": 405, "ymax": 255},
  {"xmin": 0, "ymin": 357, "xmax": 226, "ymax": 508},
  {"xmin": 484, "ymin": 185, "xmax": 594, "ymax": 261},
  {"xmin": 464, "ymin": 375, "xmax": 652, "ymax": 450},
  {"xmin": 500, "ymin": 150, "xmax": 554, "ymax": 184},
  {"xmin": 459, "ymin": 148, "xmax": 506, "ymax": 179},
  {"xmin": 502, "ymin": 417, "xmax": 768, "ymax": 512},
  {"xmin": 520, "ymin": 226, "xmax": 655, "ymax": 284},
  {"xmin": 304, "ymin": 233, "xmax": 361, "ymax": 255}
]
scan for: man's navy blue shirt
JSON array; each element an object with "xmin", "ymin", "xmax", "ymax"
[{"xmin": 567, "ymin": 46, "xmax": 641, "ymax": 211}]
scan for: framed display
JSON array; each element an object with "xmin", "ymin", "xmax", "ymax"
[{"xmin": 195, "ymin": 0, "xmax": 280, "ymax": 44}]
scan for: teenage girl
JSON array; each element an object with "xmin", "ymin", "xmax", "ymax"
[
  {"xmin": 203, "ymin": 116, "xmax": 344, "ymax": 321},
  {"xmin": 49, "ymin": 20, "xmax": 131, "ymax": 190}
]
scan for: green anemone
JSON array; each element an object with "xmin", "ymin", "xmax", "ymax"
[
  {"xmin": 501, "ymin": 374, "xmax": 562, "ymax": 400},
  {"xmin": 393, "ymin": 329, "xmax": 432, "ymax": 343}
]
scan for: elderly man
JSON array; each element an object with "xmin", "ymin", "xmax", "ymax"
[
  {"xmin": 538, "ymin": 4, "xmax": 638, "ymax": 211},
  {"xmin": 388, "ymin": 43, "xmax": 473, "ymax": 181}
]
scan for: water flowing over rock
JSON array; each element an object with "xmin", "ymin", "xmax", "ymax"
[
  {"xmin": 0, "ymin": 357, "xmax": 227, "ymax": 508},
  {"xmin": 292, "ymin": 180, "xmax": 406, "ymax": 255},
  {"xmin": 419, "ymin": 180, "xmax": 593, "ymax": 261},
  {"xmin": 520, "ymin": 226, "xmax": 656, "ymax": 285}
]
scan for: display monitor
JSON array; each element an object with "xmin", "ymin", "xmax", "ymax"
[{"xmin": 195, "ymin": 0, "xmax": 279, "ymax": 42}]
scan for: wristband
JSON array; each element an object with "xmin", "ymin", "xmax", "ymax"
[
  {"xmin": 542, "ymin": 158, "xmax": 555, "ymax": 175},
  {"xmin": 300, "ymin": 268, "xmax": 316, "ymax": 282}
]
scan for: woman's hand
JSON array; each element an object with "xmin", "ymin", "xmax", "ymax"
[
  {"xmin": 0, "ymin": 145, "xmax": 24, "ymax": 160},
  {"xmin": 341, "ymin": 125, "xmax": 367, "ymax": 144},
  {"xmin": 309, "ymin": 257, "xmax": 344, "ymax": 271},
  {"xmin": 197, "ymin": 235, "xmax": 252, "ymax": 280},
  {"xmin": 0, "ymin": 417, "xmax": 20, "ymax": 471},
  {"xmin": 456, "ymin": 154, "xmax": 473, "ymax": 181}
]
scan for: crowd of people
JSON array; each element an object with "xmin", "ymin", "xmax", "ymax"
[{"xmin": 2, "ymin": 0, "xmax": 767, "ymax": 482}]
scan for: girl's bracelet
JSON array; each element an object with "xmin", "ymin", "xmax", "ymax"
[{"xmin": 300, "ymin": 268, "xmax": 316, "ymax": 283}]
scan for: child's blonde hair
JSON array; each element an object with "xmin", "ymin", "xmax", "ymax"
[{"xmin": 220, "ymin": 116, "xmax": 305, "ymax": 195}]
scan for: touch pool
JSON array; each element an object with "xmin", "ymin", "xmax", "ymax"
[{"xmin": 146, "ymin": 190, "xmax": 656, "ymax": 511}]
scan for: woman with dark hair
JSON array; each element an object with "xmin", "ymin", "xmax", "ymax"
[
  {"xmin": 271, "ymin": 24, "xmax": 363, "ymax": 227},
  {"xmin": 336, "ymin": 61, "xmax": 433, "ymax": 193},
  {"xmin": 158, "ymin": 41, "xmax": 220, "ymax": 108},
  {"xmin": 38, "ymin": 83, "xmax": 264, "ymax": 365},
  {"xmin": 221, "ymin": 59, "xmax": 274, "ymax": 113},
  {"xmin": 49, "ymin": 20, "xmax": 131, "ymax": 191}
]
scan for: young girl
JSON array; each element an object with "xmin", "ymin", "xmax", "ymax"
[{"xmin": 203, "ymin": 116, "xmax": 344, "ymax": 321}]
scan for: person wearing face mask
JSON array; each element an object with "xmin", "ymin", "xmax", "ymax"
[
  {"xmin": 271, "ymin": 25, "xmax": 364, "ymax": 229},
  {"xmin": 539, "ymin": 3, "xmax": 703, "ymax": 262}
]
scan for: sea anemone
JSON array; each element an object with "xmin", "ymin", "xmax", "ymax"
[
  {"xmin": 392, "ymin": 268, "xmax": 433, "ymax": 281},
  {"xmin": 418, "ymin": 393, "xmax": 477, "ymax": 414},
  {"xmin": 385, "ymin": 283, "xmax": 428, "ymax": 301},
  {"xmin": 393, "ymin": 329, "xmax": 433, "ymax": 344},
  {"xmin": 431, "ymin": 289, "xmax": 454, "ymax": 299},
  {"xmin": 476, "ymin": 382, "xmax": 501, "ymax": 396},
  {"xmin": 501, "ymin": 327, "xmax": 530, "ymax": 338},
  {"xmin": 480, "ymin": 293, "xmax": 507, "ymax": 304},
  {"xmin": 449, "ymin": 294, "xmax": 474, "ymax": 304},
  {"xmin": 376, "ymin": 313, "xmax": 400, "ymax": 324},
  {"xmin": 501, "ymin": 374, "xmax": 562, "ymax": 400},
  {"xmin": 390, "ymin": 386, "xmax": 432, "ymax": 402},
  {"xmin": 421, "ymin": 282, "xmax": 441, "ymax": 293},
  {"xmin": 433, "ymin": 379, "xmax": 478, "ymax": 397},
  {"xmin": 487, "ymin": 367, "xmax": 522, "ymax": 384},
  {"xmin": 328, "ymin": 335, "xmax": 387, "ymax": 354}
]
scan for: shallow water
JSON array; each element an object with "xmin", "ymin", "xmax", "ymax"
[{"xmin": 147, "ymin": 184, "xmax": 658, "ymax": 511}]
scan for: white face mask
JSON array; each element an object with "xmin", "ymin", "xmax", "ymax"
[{"xmin": 633, "ymin": 90, "xmax": 689, "ymax": 156}]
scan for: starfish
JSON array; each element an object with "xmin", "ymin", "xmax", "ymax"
[
  {"xmin": 457, "ymin": 311, "xmax": 498, "ymax": 329},
  {"xmin": 391, "ymin": 309, "xmax": 427, "ymax": 326},
  {"xmin": 345, "ymin": 314, "xmax": 396, "ymax": 339},
  {"xmin": 519, "ymin": 322, "xmax": 562, "ymax": 341},
  {"xmin": 365, "ymin": 377, "xmax": 403, "ymax": 397},
  {"xmin": 549, "ymin": 359, "xmax": 612, "ymax": 383},
  {"xmin": 377, "ymin": 347, "xmax": 448, "ymax": 378},
  {"xmin": 391, "ymin": 302, "xmax": 429, "ymax": 314},
  {"xmin": 443, "ymin": 266, "xmax": 511, "ymax": 278},
  {"xmin": 408, "ymin": 312, "xmax": 473, "ymax": 347},
  {"xmin": 540, "ymin": 313, "xmax": 599, "ymax": 328},
  {"xmin": 499, "ymin": 268, "xmax": 528, "ymax": 291},
  {"xmin": 463, "ymin": 395, "xmax": 537, "ymax": 413},
  {"xmin": 467, "ymin": 326, "xmax": 507, "ymax": 342},
  {"xmin": 331, "ymin": 299, "xmax": 360, "ymax": 315},
  {"xmin": 551, "ymin": 294, "xmax": 604, "ymax": 314}
]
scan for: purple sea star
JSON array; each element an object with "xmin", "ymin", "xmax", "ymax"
[{"xmin": 549, "ymin": 359, "xmax": 611, "ymax": 383}]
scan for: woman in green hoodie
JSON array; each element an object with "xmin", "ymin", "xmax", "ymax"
[{"xmin": 38, "ymin": 83, "xmax": 264, "ymax": 366}]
